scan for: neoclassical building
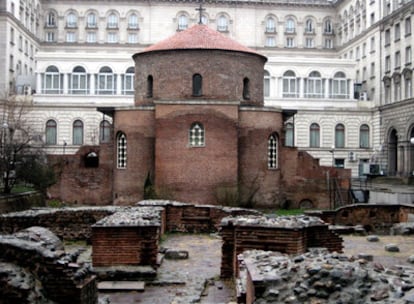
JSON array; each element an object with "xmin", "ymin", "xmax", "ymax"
[{"xmin": 0, "ymin": 0, "xmax": 413, "ymax": 187}]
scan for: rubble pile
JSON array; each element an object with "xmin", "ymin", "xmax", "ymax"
[{"xmin": 239, "ymin": 249, "xmax": 414, "ymax": 304}]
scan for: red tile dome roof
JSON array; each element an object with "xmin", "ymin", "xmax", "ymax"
[{"xmin": 135, "ymin": 24, "xmax": 266, "ymax": 60}]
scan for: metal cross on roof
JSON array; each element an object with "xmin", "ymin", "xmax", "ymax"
[{"xmin": 195, "ymin": 1, "xmax": 205, "ymax": 25}]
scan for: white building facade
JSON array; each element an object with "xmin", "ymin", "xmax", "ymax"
[{"xmin": 0, "ymin": 0, "xmax": 413, "ymax": 177}]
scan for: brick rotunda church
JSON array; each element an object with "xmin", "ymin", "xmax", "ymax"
[{"xmin": 50, "ymin": 24, "xmax": 349, "ymax": 208}]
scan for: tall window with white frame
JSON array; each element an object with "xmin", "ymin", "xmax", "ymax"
[
  {"xmin": 97, "ymin": 66, "xmax": 115, "ymax": 95},
  {"xmin": 309, "ymin": 123, "xmax": 320, "ymax": 148},
  {"xmin": 305, "ymin": 71, "xmax": 324, "ymax": 98},
  {"xmin": 178, "ymin": 14, "xmax": 188, "ymax": 31},
  {"xmin": 331, "ymin": 72, "xmax": 348, "ymax": 99},
  {"xmin": 266, "ymin": 17, "xmax": 276, "ymax": 33},
  {"xmin": 45, "ymin": 120, "xmax": 57, "ymax": 145},
  {"xmin": 70, "ymin": 66, "xmax": 88, "ymax": 94},
  {"xmin": 99, "ymin": 120, "xmax": 111, "ymax": 143},
  {"xmin": 282, "ymin": 70, "xmax": 298, "ymax": 98},
  {"xmin": 189, "ymin": 122, "xmax": 205, "ymax": 147},
  {"xmin": 72, "ymin": 120, "xmax": 83, "ymax": 145},
  {"xmin": 117, "ymin": 132, "xmax": 127, "ymax": 169},
  {"xmin": 123, "ymin": 67, "xmax": 135, "ymax": 95},
  {"xmin": 359, "ymin": 124, "xmax": 370, "ymax": 148},
  {"xmin": 86, "ymin": 12, "xmax": 97, "ymax": 28},
  {"xmin": 284, "ymin": 123, "xmax": 294, "ymax": 147},
  {"xmin": 335, "ymin": 123, "xmax": 345, "ymax": 148},
  {"xmin": 217, "ymin": 15, "xmax": 228, "ymax": 32},
  {"xmin": 267, "ymin": 133, "xmax": 278, "ymax": 169},
  {"xmin": 43, "ymin": 65, "xmax": 61, "ymax": 94},
  {"xmin": 264, "ymin": 70, "xmax": 270, "ymax": 97}
]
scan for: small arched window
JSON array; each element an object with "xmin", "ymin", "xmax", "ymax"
[
  {"xmin": 331, "ymin": 71, "xmax": 348, "ymax": 99},
  {"xmin": 189, "ymin": 122, "xmax": 205, "ymax": 147},
  {"xmin": 86, "ymin": 12, "xmax": 97, "ymax": 28},
  {"xmin": 268, "ymin": 133, "xmax": 278, "ymax": 169},
  {"xmin": 192, "ymin": 74, "xmax": 202, "ymax": 96},
  {"xmin": 66, "ymin": 12, "xmax": 77, "ymax": 28},
  {"xmin": 305, "ymin": 19, "xmax": 314, "ymax": 33},
  {"xmin": 100, "ymin": 120, "xmax": 111, "ymax": 143},
  {"xmin": 335, "ymin": 123, "xmax": 345, "ymax": 148},
  {"xmin": 117, "ymin": 132, "xmax": 127, "ymax": 169},
  {"xmin": 359, "ymin": 124, "xmax": 370, "ymax": 148},
  {"xmin": 43, "ymin": 65, "xmax": 61, "ymax": 94},
  {"xmin": 324, "ymin": 19, "xmax": 333, "ymax": 33},
  {"xmin": 70, "ymin": 66, "xmax": 88, "ymax": 94},
  {"xmin": 45, "ymin": 119, "xmax": 57, "ymax": 145},
  {"xmin": 128, "ymin": 14, "xmax": 139, "ymax": 29},
  {"xmin": 147, "ymin": 75, "xmax": 153, "ymax": 98},
  {"xmin": 243, "ymin": 77, "xmax": 250, "ymax": 100},
  {"xmin": 309, "ymin": 123, "xmax": 320, "ymax": 148},
  {"xmin": 217, "ymin": 15, "xmax": 228, "ymax": 32},
  {"xmin": 283, "ymin": 70, "xmax": 298, "ymax": 98},
  {"xmin": 97, "ymin": 66, "xmax": 115, "ymax": 95},
  {"xmin": 123, "ymin": 67, "xmax": 135, "ymax": 95},
  {"xmin": 178, "ymin": 14, "xmax": 188, "ymax": 30},
  {"xmin": 72, "ymin": 120, "xmax": 83, "ymax": 145},
  {"xmin": 46, "ymin": 12, "xmax": 56, "ymax": 27},
  {"xmin": 285, "ymin": 18, "xmax": 295, "ymax": 33},
  {"xmin": 107, "ymin": 13, "xmax": 118, "ymax": 29},
  {"xmin": 266, "ymin": 17, "xmax": 276, "ymax": 33}
]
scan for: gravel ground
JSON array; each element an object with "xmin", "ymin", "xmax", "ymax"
[{"xmin": 93, "ymin": 233, "xmax": 414, "ymax": 304}]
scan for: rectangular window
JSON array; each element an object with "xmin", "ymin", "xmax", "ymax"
[
  {"xmin": 370, "ymin": 37, "xmax": 375, "ymax": 53},
  {"xmin": 395, "ymin": 23, "xmax": 400, "ymax": 41},
  {"xmin": 9, "ymin": 55, "xmax": 14, "ymax": 71},
  {"xmin": 107, "ymin": 32, "xmax": 118, "ymax": 43},
  {"xmin": 286, "ymin": 37, "xmax": 294, "ymax": 48},
  {"xmin": 265, "ymin": 36, "xmax": 276, "ymax": 47},
  {"xmin": 395, "ymin": 51, "xmax": 401, "ymax": 68},
  {"xmin": 385, "ymin": 55, "xmax": 391, "ymax": 72},
  {"xmin": 370, "ymin": 13, "xmax": 375, "ymax": 25},
  {"xmin": 406, "ymin": 46, "xmax": 412, "ymax": 64},
  {"xmin": 362, "ymin": 67, "xmax": 367, "ymax": 81},
  {"xmin": 370, "ymin": 62, "xmax": 375, "ymax": 77},
  {"xmin": 362, "ymin": 42, "xmax": 366, "ymax": 57},
  {"xmin": 385, "ymin": 29, "xmax": 390, "ymax": 46},
  {"xmin": 324, "ymin": 38, "xmax": 333, "ymax": 49},
  {"xmin": 356, "ymin": 46, "xmax": 360, "ymax": 60},
  {"xmin": 66, "ymin": 32, "xmax": 76, "ymax": 43},
  {"xmin": 406, "ymin": 17, "xmax": 411, "ymax": 36},
  {"xmin": 10, "ymin": 28, "xmax": 14, "ymax": 44},
  {"xmin": 45, "ymin": 32, "xmax": 55, "ymax": 42},
  {"xmin": 86, "ymin": 32, "xmax": 96, "ymax": 43},
  {"xmin": 128, "ymin": 33, "xmax": 138, "ymax": 44},
  {"xmin": 305, "ymin": 38, "xmax": 314, "ymax": 48}
]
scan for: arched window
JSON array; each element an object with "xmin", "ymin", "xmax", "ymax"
[
  {"xmin": 86, "ymin": 12, "xmax": 97, "ymax": 28},
  {"xmin": 217, "ymin": 15, "xmax": 228, "ymax": 32},
  {"xmin": 70, "ymin": 66, "xmax": 88, "ymax": 94},
  {"xmin": 243, "ymin": 77, "xmax": 250, "ymax": 100},
  {"xmin": 285, "ymin": 18, "xmax": 295, "ymax": 33},
  {"xmin": 46, "ymin": 12, "xmax": 56, "ymax": 27},
  {"xmin": 305, "ymin": 18, "xmax": 314, "ymax": 33},
  {"xmin": 66, "ymin": 12, "xmax": 77, "ymax": 28},
  {"xmin": 324, "ymin": 19, "xmax": 333, "ymax": 33},
  {"xmin": 43, "ymin": 65, "xmax": 62, "ymax": 94},
  {"xmin": 45, "ymin": 119, "xmax": 57, "ymax": 145},
  {"xmin": 359, "ymin": 124, "xmax": 370, "ymax": 148},
  {"xmin": 147, "ymin": 75, "xmax": 153, "ymax": 98},
  {"xmin": 107, "ymin": 13, "xmax": 118, "ymax": 29},
  {"xmin": 305, "ymin": 71, "xmax": 323, "ymax": 98},
  {"xmin": 192, "ymin": 74, "xmax": 202, "ymax": 96},
  {"xmin": 335, "ymin": 123, "xmax": 345, "ymax": 148},
  {"xmin": 309, "ymin": 123, "xmax": 320, "ymax": 147},
  {"xmin": 266, "ymin": 17, "xmax": 276, "ymax": 33},
  {"xmin": 268, "ymin": 134, "xmax": 278, "ymax": 169},
  {"xmin": 282, "ymin": 70, "xmax": 298, "ymax": 98},
  {"xmin": 123, "ymin": 67, "xmax": 134, "ymax": 95},
  {"xmin": 331, "ymin": 72, "xmax": 348, "ymax": 99},
  {"xmin": 178, "ymin": 14, "xmax": 188, "ymax": 31},
  {"xmin": 72, "ymin": 120, "xmax": 83, "ymax": 145},
  {"xmin": 100, "ymin": 120, "xmax": 111, "ymax": 143},
  {"xmin": 96, "ymin": 66, "xmax": 115, "ymax": 95},
  {"xmin": 189, "ymin": 122, "xmax": 205, "ymax": 147},
  {"xmin": 117, "ymin": 132, "xmax": 127, "ymax": 168},
  {"xmin": 264, "ymin": 70, "xmax": 270, "ymax": 97},
  {"xmin": 128, "ymin": 14, "xmax": 139, "ymax": 29},
  {"xmin": 285, "ymin": 123, "xmax": 294, "ymax": 147}
]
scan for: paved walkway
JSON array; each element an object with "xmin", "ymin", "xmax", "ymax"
[{"xmin": 98, "ymin": 234, "xmax": 235, "ymax": 304}]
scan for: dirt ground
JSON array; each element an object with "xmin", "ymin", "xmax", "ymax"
[{"xmin": 97, "ymin": 233, "xmax": 414, "ymax": 304}]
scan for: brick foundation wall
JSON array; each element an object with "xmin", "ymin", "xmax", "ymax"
[{"xmin": 92, "ymin": 226, "xmax": 159, "ymax": 267}]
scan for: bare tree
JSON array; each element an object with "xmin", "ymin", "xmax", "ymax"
[{"xmin": 0, "ymin": 92, "xmax": 53, "ymax": 194}]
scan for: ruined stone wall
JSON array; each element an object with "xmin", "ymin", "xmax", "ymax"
[
  {"xmin": 0, "ymin": 207, "xmax": 120, "ymax": 240},
  {"xmin": 48, "ymin": 145, "xmax": 113, "ymax": 205},
  {"xmin": 0, "ymin": 192, "xmax": 44, "ymax": 214}
]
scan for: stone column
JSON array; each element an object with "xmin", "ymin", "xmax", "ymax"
[
  {"xmin": 299, "ymin": 78, "xmax": 304, "ymax": 98},
  {"xmin": 116, "ymin": 74, "xmax": 122, "ymax": 95},
  {"xmin": 63, "ymin": 73, "xmax": 68, "ymax": 94},
  {"xmin": 90, "ymin": 74, "xmax": 95, "ymax": 95},
  {"xmin": 36, "ymin": 73, "xmax": 42, "ymax": 94}
]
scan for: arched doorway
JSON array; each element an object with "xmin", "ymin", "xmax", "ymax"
[{"xmin": 388, "ymin": 129, "xmax": 398, "ymax": 176}]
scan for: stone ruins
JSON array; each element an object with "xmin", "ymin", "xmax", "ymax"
[{"xmin": 0, "ymin": 200, "xmax": 413, "ymax": 303}]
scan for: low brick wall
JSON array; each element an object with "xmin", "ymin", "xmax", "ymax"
[
  {"xmin": 0, "ymin": 192, "xmax": 44, "ymax": 214},
  {"xmin": 306, "ymin": 203, "xmax": 414, "ymax": 233},
  {"xmin": 219, "ymin": 215, "xmax": 343, "ymax": 278}
]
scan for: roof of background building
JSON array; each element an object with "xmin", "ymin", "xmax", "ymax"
[{"xmin": 134, "ymin": 24, "xmax": 266, "ymax": 60}]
